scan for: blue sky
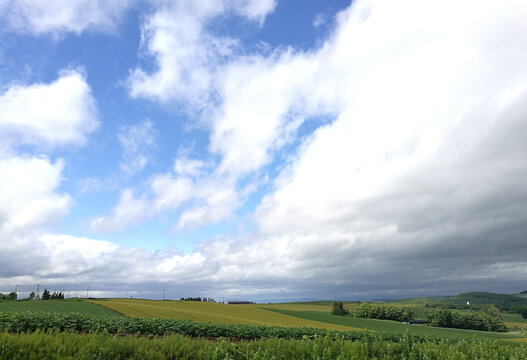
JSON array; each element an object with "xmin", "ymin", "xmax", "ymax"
[{"xmin": 1, "ymin": 0, "xmax": 527, "ymax": 301}]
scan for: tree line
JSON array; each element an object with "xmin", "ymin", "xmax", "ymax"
[
  {"xmin": 0, "ymin": 292, "xmax": 18, "ymax": 301},
  {"xmin": 180, "ymin": 297, "xmax": 214, "ymax": 302},
  {"xmin": 426, "ymin": 308, "xmax": 507, "ymax": 332}
]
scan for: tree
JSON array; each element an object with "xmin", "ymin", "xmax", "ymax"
[
  {"xmin": 29, "ymin": 291, "xmax": 36, "ymax": 300},
  {"xmin": 42, "ymin": 289, "xmax": 50, "ymax": 300},
  {"xmin": 7, "ymin": 292, "xmax": 17, "ymax": 301},
  {"xmin": 482, "ymin": 305, "xmax": 501, "ymax": 317},
  {"xmin": 331, "ymin": 301, "xmax": 350, "ymax": 316}
]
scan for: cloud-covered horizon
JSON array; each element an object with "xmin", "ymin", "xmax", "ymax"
[{"xmin": 1, "ymin": 0, "xmax": 527, "ymax": 301}]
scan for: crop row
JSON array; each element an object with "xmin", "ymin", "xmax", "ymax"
[
  {"xmin": 1, "ymin": 330, "xmax": 527, "ymax": 360},
  {"xmin": 0, "ymin": 311, "xmax": 440, "ymax": 343}
]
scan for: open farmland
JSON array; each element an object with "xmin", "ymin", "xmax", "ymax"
[
  {"xmin": 265, "ymin": 309, "xmax": 524, "ymax": 340},
  {"xmin": 89, "ymin": 299, "xmax": 527, "ymax": 341},
  {"xmin": 90, "ymin": 299, "xmax": 361, "ymax": 331},
  {"xmin": 0, "ymin": 299, "xmax": 121, "ymax": 316}
]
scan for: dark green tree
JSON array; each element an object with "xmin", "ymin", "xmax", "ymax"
[
  {"xmin": 42, "ymin": 289, "xmax": 50, "ymax": 300},
  {"xmin": 331, "ymin": 301, "xmax": 350, "ymax": 316}
]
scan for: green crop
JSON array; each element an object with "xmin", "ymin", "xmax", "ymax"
[
  {"xmin": 0, "ymin": 311, "xmax": 440, "ymax": 343},
  {"xmin": 1, "ymin": 330, "xmax": 527, "ymax": 360}
]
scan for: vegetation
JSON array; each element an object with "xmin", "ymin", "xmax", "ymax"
[
  {"xmin": 396, "ymin": 292, "xmax": 527, "ymax": 311},
  {"xmin": 180, "ymin": 297, "xmax": 214, "ymax": 302},
  {"xmin": 510, "ymin": 305, "xmax": 527, "ymax": 319},
  {"xmin": 41, "ymin": 289, "xmax": 64, "ymax": 300},
  {"xmin": 427, "ymin": 309, "xmax": 507, "ymax": 332},
  {"xmin": 0, "ymin": 312, "xmax": 400, "ymax": 341},
  {"xmin": 354, "ymin": 303, "xmax": 415, "ymax": 322},
  {"xmin": 0, "ymin": 293, "xmax": 17, "ymax": 301},
  {"xmin": 1, "ymin": 330, "xmax": 527, "ymax": 360},
  {"xmin": 265, "ymin": 309, "xmax": 519, "ymax": 340},
  {"xmin": 331, "ymin": 301, "xmax": 350, "ymax": 316},
  {"xmin": 0, "ymin": 299, "xmax": 122, "ymax": 316},
  {"xmin": 424, "ymin": 302, "xmax": 469, "ymax": 310},
  {"xmin": 90, "ymin": 299, "xmax": 355, "ymax": 330}
]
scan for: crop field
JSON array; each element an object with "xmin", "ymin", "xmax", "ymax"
[
  {"xmin": 90, "ymin": 299, "xmax": 360, "ymax": 331},
  {"xmin": 1, "ymin": 298, "xmax": 527, "ymax": 359},
  {"xmin": 258, "ymin": 301, "xmax": 358, "ymax": 313},
  {"xmin": 2, "ymin": 330, "xmax": 527, "ymax": 360},
  {"xmin": 0, "ymin": 299, "xmax": 121, "ymax": 316},
  {"xmin": 264, "ymin": 309, "xmax": 525, "ymax": 340}
]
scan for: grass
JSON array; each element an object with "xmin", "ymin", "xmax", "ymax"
[
  {"xmin": 265, "ymin": 309, "xmax": 526, "ymax": 340},
  {"xmin": 0, "ymin": 299, "xmax": 121, "ymax": 316},
  {"xmin": 90, "ymin": 299, "xmax": 361, "ymax": 331}
]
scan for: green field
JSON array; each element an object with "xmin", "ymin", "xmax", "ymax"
[
  {"xmin": 3, "ymin": 297, "xmax": 526, "ymax": 342},
  {"xmin": 2, "ymin": 330, "xmax": 527, "ymax": 360},
  {"xmin": 265, "ymin": 309, "xmax": 524, "ymax": 340},
  {"xmin": 0, "ymin": 299, "xmax": 121, "ymax": 316},
  {"xmin": 89, "ymin": 299, "xmax": 360, "ymax": 331}
]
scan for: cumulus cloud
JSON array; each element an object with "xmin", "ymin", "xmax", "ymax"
[
  {"xmin": 0, "ymin": 156, "xmax": 72, "ymax": 279},
  {"xmin": 81, "ymin": 0, "xmax": 527, "ymax": 299},
  {"xmin": 0, "ymin": 70, "xmax": 98, "ymax": 150},
  {"xmin": 118, "ymin": 120, "xmax": 156, "ymax": 176},
  {"xmin": 0, "ymin": 0, "xmax": 132, "ymax": 35}
]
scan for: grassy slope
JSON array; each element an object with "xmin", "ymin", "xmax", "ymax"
[
  {"xmin": 91, "ymin": 299, "xmax": 360, "ymax": 331},
  {"xmin": 265, "ymin": 309, "xmax": 524, "ymax": 340},
  {"xmin": 394, "ymin": 292, "xmax": 527, "ymax": 307},
  {"xmin": 0, "ymin": 300, "xmax": 121, "ymax": 316}
]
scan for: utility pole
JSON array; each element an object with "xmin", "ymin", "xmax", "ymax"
[
  {"xmin": 36, "ymin": 285, "xmax": 40, "ymax": 299},
  {"xmin": 86, "ymin": 286, "xmax": 89, "ymax": 299}
]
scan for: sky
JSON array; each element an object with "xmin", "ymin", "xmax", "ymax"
[{"xmin": 1, "ymin": 0, "xmax": 527, "ymax": 302}]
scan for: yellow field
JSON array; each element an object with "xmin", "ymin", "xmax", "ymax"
[
  {"xmin": 257, "ymin": 303, "xmax": 332, "ymax": 312},
  {"xmin": 258, "ymin": 302, "xmax": 358, "ymax": 312},
  {"xmin": 90, "ymin": 299, "xmax": 361, "ymax": 331},
  {"xmin": 505, "ymin": 322, "xmax": 526, "ymax": 329},
  {"xmin": 511, "ymin": 338, "xmax": 527, "ymax": 343}
]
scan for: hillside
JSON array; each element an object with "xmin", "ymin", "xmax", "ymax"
[{"xmin": 394, "ymin": 291, "xmax": 527, "ymax": 307}]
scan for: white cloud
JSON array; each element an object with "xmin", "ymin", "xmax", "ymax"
[
  {"xmin": 89, "ymin": 189, "xmax": 150, "ymax": 232},
  {"xmin": 68, "ymin": 0, "xmax": 527, "ymax": 299},
  {"xmin": 0, "ymin": 156, "xmax": 71, "ymax": 234},
  {"xmin": 90, "ymin": 169, "xmax": 239, "ymax": 232},
  {"xmin": 0, "ymin": 0, "xmax": 132, "ymax": 35},
  {"xmin": 127, "ymin": 0, "xmax": 276, "ymax": 106},
  {"xmin": 118, "ymin": 120, "xmax": 156, "ymax": 175},
  {"xmin": 0, "ymin": 70, "xmax": 98, "ymax": 150},
  {"xmin": 0, "ymin": 156, "xmax": 72, "ymax": 278}
]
